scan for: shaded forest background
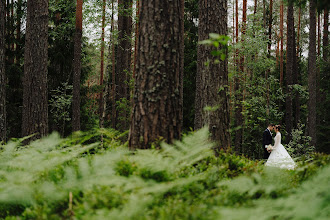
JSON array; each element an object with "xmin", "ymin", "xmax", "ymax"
[{"xmin": 0, "ymin": 0, "xmax": 330, "ymax": 158}]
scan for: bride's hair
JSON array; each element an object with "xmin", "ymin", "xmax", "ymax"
[{"xmin": 275, "ymin": 125, "xmax": 281, "ymax": 131}]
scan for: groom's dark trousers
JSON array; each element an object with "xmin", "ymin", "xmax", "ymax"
[{"xmin": 263, "ymin": 129, "xmax": 272, "ymax": 159}]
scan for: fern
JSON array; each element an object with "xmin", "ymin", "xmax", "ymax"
[{"xmin": 0, "ymin": 127, "xmax": 329, "ymax": 219}]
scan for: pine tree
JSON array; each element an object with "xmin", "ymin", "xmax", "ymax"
[
  {"xmin": 22, "ymin": 0, "xmax": 49, "ymax": 139},
  {"xmin": 195, "ymin": 0, "xmax": 230, "ymax": 149},
  {"xmin": 115, "ymin": 0, "xmax": 133, "ymax": 130},
  {"xmin": 308, "ymin": 0, "xmax": 317, "ymax": 146},
  {"xmin": 129, "ymin": 0, "xmax": 184, "ymax": 149},
  {"xmin": 72, "ymin": 0, "xmax": 83, "ymax": 132},
  {"xmin": 0, "ymin": 0, "xmax": 6, "ymax": 142},
  {"xmin": 99, "ymin": 0, "xmax": 106, "ymax": 130},
  {"xmin": 324, "ymin": 8, "xmax": 329, "ymax": 61},
  {"xmin": 285, "ymin": 1, "xmax": 297, "ymax": 142}
]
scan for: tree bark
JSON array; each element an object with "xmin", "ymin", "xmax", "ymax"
[
  {"xmin": 285, "ymin": 2, "xmax": 297, "ymax": 141},
  {"xmin": 129, "ymin": 0, "xmax": 184, "ymax": 149},
  {"xmin": 0, "ymin": 0, "xmax": 6, "ymax": 142},
  {"xmin": 72, "ymin": 0, "xmax": 83, "ymax": 132},
  {"xmin": 115, "ymin": 0, "xmax": 133, "ymax": 130},
  {"xmin": 133, "ymin": 0, "xmax": 140, "ymax": 79},
  {"xmin": 266, "ymin": 0, "xmax": 273, "ymax": 118},
  {"xmin": 234, "ymin": 0, "xmax": 246, "ymax": 152},
  {"xmin": 99, "ymin": 0, "xmax": 106, "ymax": 129},
  {"xmin": 195, "ymin": 0, "xmax": 230, "ymax": 150},
  {"xmin": 324, "ymin": 8, "xmax": 329, "ymax": 61},
  {"xmin": 280, "ymin": 0, "xmax": 284, "ymax": 86},
  {"xmin": 308, "ymin": 0, "xmax": 317, "ymax": 146},
  {"xmin": 110, "ymin": 0, "xmax": 117, "ymax": 129},
  {"xmin": 297, "ymin": 7, "xmax": 301, "ymax": 57},
  {"xmin": 22, "ymin": 0, "xmax": 49, "ymax": 139},
  {"xmin": 318, "ymin": 13, "xmax": 321, "ymax": 56},
  {"xmin": 16, "ymin": 0, "xmax": 22, "ymax": 64}
]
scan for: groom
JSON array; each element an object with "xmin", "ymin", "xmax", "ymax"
[{"xmin": 263, "ymin": 123, "xmax": 275, "ymax": 159}]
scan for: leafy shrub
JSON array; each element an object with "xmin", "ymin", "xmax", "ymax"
[{"xmin": 287, "ymin": 123, "xmax": 315, "ymax": 159}]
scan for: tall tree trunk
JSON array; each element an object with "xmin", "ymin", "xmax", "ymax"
[
  {"xmin": 232, "ymin": 0, "xmax": 239, "ymax": 152},
  {"xmin": 129, "ymin": 0, "xmax": 184, "ymax": 149},
  {"xmin": 268, "ymin": 0, "xmax": 273, "ymax": 56},
  {"xmin": 99, "ymin": 0, "xmax": 106, "ymax": 129},
  {"xmin": 72, "ymin": 0, "xmax": 83, "ymax": 132},
  {"xmin": 324, "ymin": 8, "xmax": 329, "ymax": 61},
  {"xmin": 10, "ymin": 0, "xmax": 13, "ymax": 64},
  {"xmin": 16, "ymin": 0, "xmax": 22, "ymax": 64},
  {"xmin": 133, "ymin": 0, "xmax": 140, "ymax": 79},
  {"xmin": 308, "ymin": 0, "xmax": 317, "ymax": 146},
  {"xmin": 263, "ymin": 0, "xmax": 266, "ymax": 28},
  {"xmin": 195, "ymin": 0, "xmax": 230, "ymax": 149},
  {"xmin": 110, "ymin": 0, "xmax": 117, "ymax": 129},
  {"xmin": 22, "ymin": 0, "xmax": 49, "ymax": 139},
  {"xmin": 285, "ymin": 1, "xmax": 297, "ymax": 142},
  {"xmin": 234, "ymin": 0, "xmax": 246, "ymax": 152},
  {"xmin": 115, "ymin": 0, "xmax": 133, "ymax": 130},
  {"xmin": 0, "ymin": 0, "xmax": 6, "ymax": 142},
  {"xmin": 280, "ymin": 0, "xmax": 284, "ymax": 86},
  {"xmin": 295, "ymin": 7, "xmax": 301, "ymax": 126},
  {"xmin": 266, "ymin": 0, "xmax": 273, "ymax": 118},
  {"xmin": 297, "ymin": 7, "xmax": 301, "ymax": 57},
  {"xmin": 318, "ymin": 13, "xmax": 321, "ymax": 57}
]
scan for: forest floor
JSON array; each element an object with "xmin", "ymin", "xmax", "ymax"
[{"xmin": 0, "ymin": 127, "xmax": 329, "ymax": 219}]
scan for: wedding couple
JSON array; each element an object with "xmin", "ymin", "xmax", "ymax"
[{"xmin": 262, "ymin": 124, "xmax": 296, "ymax": 169}]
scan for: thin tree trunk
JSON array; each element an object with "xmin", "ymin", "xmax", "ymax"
[
  {"xmin": 234, "ymin": 0, "xmax": 247, "ymax": 152},
  {"xmin": 297, "ymin": 7, "xmax": 301, "ymax": 57},
  {"xmin": 72, "ymin": 0, "xmax": 83, "ymax": 132},
  {"xmin": 308, "ymin": 0, "xmax": 317, "ymax": 146},
  {"xmin": 280, "ymin": 0, "xmax": 284, "ymax": 86},
  {"xmin": 266, "ymin": 0, "xmax": 273, "ymax": 118},
  {"xmin": 324, "ymin": 8, "xmax": 329, "ymax": 61},
  {"xmin": 268, "ymin": 0, "xmax": 273, "ymax": 56},
  {"xmin": 16, "ymin": 0, "xmax": 22, "ymax": 64},
  {"xmin": 110, "ymin": 0, "xmax": 116, "ymax": 129},
  {"xmin": 129, "ymin": 0, "xmax": 184, "ymax": 149},
  {"xmin": 8, "ymin": 0, "xmax": 13, "ymax": 64},
  {"xmin": 285, "ymin": 2, "xmax": 297, "ymax": 142},
  {"xmin": 318, "ymin": 13, "xmax": 321, "ymax": 56},
  {"xmin": 0, "ymin": 0, "xmax": 6, "ymax": 142},
  {"xmin": 115, "ymin": 0, "xmax": 133, "ymax": 130},
  {"xmin": 263, "ymin": 0, "xmax": 266, "ymax": 28},
  {"xmin": 99, "ymin": 0, "xmax": 106, "ymax": 130},
  {"xmin": 232, "ymin": 0, "xmax": 239, "ymax": 153},
  {"xmin": 254, "ymin": 0, "xmax": 257, "ymax": 16},
  {"xmin": 295, "ymin": 7, "xmax": 301, "ymax": 126},
  {"xmin": 276, "ymin": 31, "xmax": 280, "ymax": 65},
  {"xmin": 22, "ymin": 0, "xmax": 49, "ymax": 140},
  {"xmin": 133, "ymin": 0, "xmax": 140, "ymax": 79}
]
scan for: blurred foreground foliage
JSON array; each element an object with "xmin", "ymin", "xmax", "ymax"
[{"xmin": 0, "ymin": 128, "xmax": 329, "ymax": 219}]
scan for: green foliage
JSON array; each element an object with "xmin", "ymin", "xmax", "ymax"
[
  {"xmin": 116, "ymin": 98, "xmax": 132, "ymax": 130},
  {"xmin": 317, "ymin": 57, "xmax": 330, "ymax": 153},
  {"xmin": 287, "ymin": 123, "xmax": 314, "ymax": 158},
  {"xmin": 0, "ymin": 128, "xmax": 329, "ymax": 219},
  {"xmin": 199, "ymin": 33, "xmax": 231, "ymax": 62},
  {"xmin": 49, "ymin": 82, "xmax": 73, "ymax": 136},
  {"xmin": 183, "ymin": 0, "xmax": 199, "ymax": 131}
]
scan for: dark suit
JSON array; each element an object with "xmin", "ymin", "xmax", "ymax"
[{"xmin": 262, "ymin": 129, "xmax": 272, "ymax": 159}]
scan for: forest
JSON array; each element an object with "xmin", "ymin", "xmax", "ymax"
[{"xmin": 0, "ymin": 0, "xmax": 330, "ymax": 219}]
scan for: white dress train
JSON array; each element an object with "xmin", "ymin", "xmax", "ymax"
[{"xmin": 265, "ymin": 132, "xmax": 296, "ymax": 170}]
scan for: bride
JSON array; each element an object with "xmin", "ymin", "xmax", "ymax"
[{"xmin": 265, "ymin": 125, "xmax": 296, "ymax": 170}]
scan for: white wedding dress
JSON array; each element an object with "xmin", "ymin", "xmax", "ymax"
[{"xmin": 265, "ymin": 132, "xmax": 296, "ymax": 170}]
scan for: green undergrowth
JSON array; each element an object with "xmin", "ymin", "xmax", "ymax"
[{"xmin": 0, "ymin": 128, "xmax": 329, "ymax": 219}]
